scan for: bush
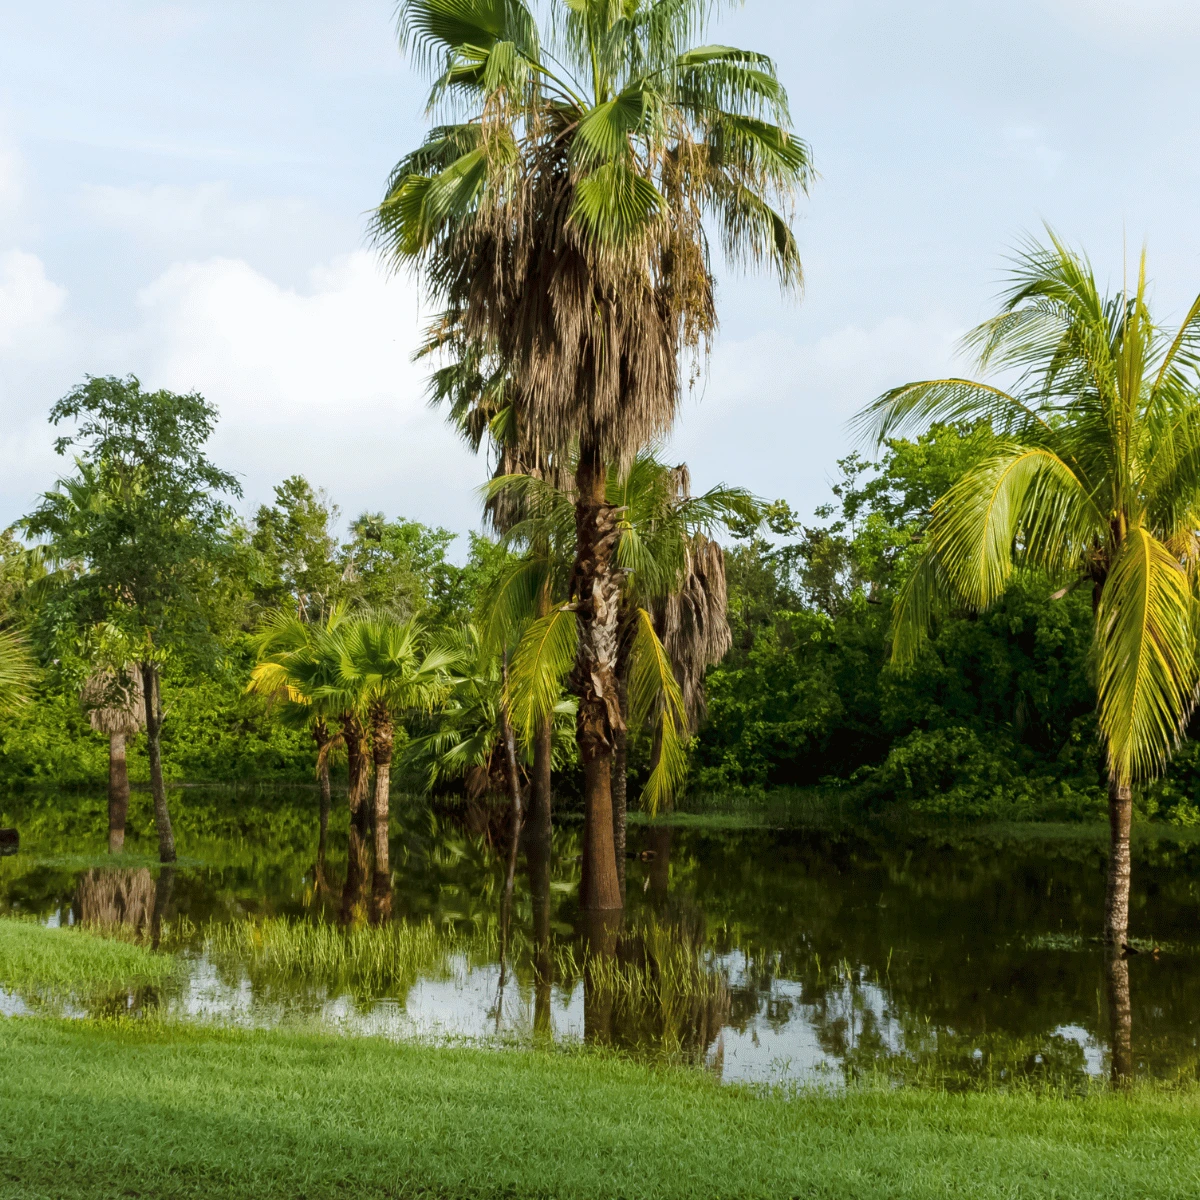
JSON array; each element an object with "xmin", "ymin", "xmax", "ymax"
[{"xmin": 857, "ymin": 726, "xmax": 1105, "ymax": 821}]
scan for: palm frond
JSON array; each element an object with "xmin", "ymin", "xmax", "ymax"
[
  {"xmin": 506, "ymin": 606, "xmax": 577, "ymax": 743},
  {"xmin": 0, "ymin": 627, "xmax": 36, "ymax": 713},
  {"xmin": 628, "ymin": 606, "xmax": 688, "ymax": 814},
  {"xmin": 1096, "ymin": 526, "xmax": 1200, "ymax": 785}
]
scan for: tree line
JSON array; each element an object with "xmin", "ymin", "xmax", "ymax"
[{"xmin": 3, "ymin": 2, "xmax": 1200, "ymax": 964}]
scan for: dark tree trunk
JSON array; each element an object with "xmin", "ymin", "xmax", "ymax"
[
  {"xmin": 108, "ymin": 732, "xmax": 130, "ymax": 855},
  {"xmin": 313, "ymin": 720, "xmax": 331, "ymax": 890},
  {"xmin": 528, "ymin": 715, "xmax": 553, "ymax": 848},
  {"xmin": 139, "ymin": 662, "xmax": 175, "ymax": 864},
  {"xmin": 1105, "ymin": 947, "xmax": 1133, "ymax": 1086},
  {"xmin": 340, "ymin": 713, "xmax": 370, "ymax": 924},
  {"xmin": 581, "ymin": 907, "xmax": 621, "ymax": 1046},
  {"xmin": 571, "ymin": 443, "xmax": 623, "ymax": 911},
  {"xmin": 150, "ymin": 864, "xmax": 175, "ymax": 951},
  {"xmin": 1105, "ymin": 778, "xmax": 1133, "ymax": 946},
  {"xmin": 498, "ymin": 664, "xmax": 525, "ymax": 983},
  {"xmin": 527, "ymin": 795, "xmax": 553, "ymax": 1041},
  {"xmin": 371, "ymin": 704, "xmax": 394, "ymax": 923},
  {"xmin": 612, "ymin": 670, "xmax": 628, "ymax": 903}
]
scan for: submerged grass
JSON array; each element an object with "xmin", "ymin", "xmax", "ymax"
[
  {"xmin": 0, "ymin": 917, "xmax": 176, "ymax": 997},
  {"xmin": 3, "ymin": 1017, "xmax": 1199, "ymax": 1199}
]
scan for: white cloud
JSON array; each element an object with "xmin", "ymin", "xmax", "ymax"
[
  {"xmin": 668, "ymin": 315, "xmax": 961, "ymax": 514},
  {"xmin": 0, "ymin": 250, "xmax": 68, "ymax": 353},
  {"xmin": 130, "ymin": 250, "xmax": 483, "ymax": 531}
]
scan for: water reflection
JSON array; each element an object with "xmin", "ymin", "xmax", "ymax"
[{"xmin": 3, "ymin": 801, "xmax": 1199, "ymax": 1089}]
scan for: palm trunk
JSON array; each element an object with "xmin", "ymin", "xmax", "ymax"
[
  {"xmin": 529, "ymin": 715, "xmax": 552, "ymax": 847},
  {"xmin": 528, "ymin": 835, "xmax": 552, "ymax": 1040},
  {"xmin": 612, "ymin": 670, "xmax": 628, "ymax": 903},
  {"xmin": 571, "ymin": 442, "xmax": 623, "ymax": 912},
  {"xmin": 108, "ymin": 731, "xmax": 130, "ymax": 855},
  {"xmin": 139, "ymin": 662, "xmax": 175, "ymax": 864},
  {"xmin": 1105, "ymin": 777, "xmax": 1133, "ymax": 946},
  {"xmin": 529, "ymin": 581, "xmax": 554, "ymax": 848},
  {"xmin": 340, "ymin": 713, "xmax": 370, "ymax": 924},
  {"xmin": 371, "ymin": 704, "xmax": 394, "ymax": 923},
  {"xmin": 1105, "ymin": 946, "xmax": 1133, "ymax": 1085},
  {"xmin": 313, "ymin": 721, "xmax": 332, "ymax": 888},
  {"xmin": 498, "ymin": 658, "xmax": 525, "ymax": 982}
]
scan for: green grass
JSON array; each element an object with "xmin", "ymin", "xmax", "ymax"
[
  {"xmin": 1, "ymin": 1018, "xmax": 1198, "ymax": 1199},
  {"xmin": 0, "ymin": 917, "xmax": 176, "ymax": 997}
]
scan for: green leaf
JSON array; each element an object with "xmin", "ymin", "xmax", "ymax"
[{"xmin": 1097, "ymin": 526, "xmax": 1200, "ymax": 785}]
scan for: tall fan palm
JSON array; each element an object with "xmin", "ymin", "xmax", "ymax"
[
  {"xmin": 857, "ymin": 234, "xmax": 1200, "ymax": 949},
  {"xmin": 375, "ymin": 0, "xmax": 809, "ymax": 909}
]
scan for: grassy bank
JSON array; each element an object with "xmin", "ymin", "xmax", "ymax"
[
  {"xmin": 0, "ymin": 917, "xmax": 176, "ymax": 997},
  {"xmin": 1, "ymin": 1018, "xmax": 1198, "ymax": 1199}
]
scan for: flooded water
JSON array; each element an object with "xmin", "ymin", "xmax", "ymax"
[{"xmin": 2, "ymin": 789, "xmax": 1199, "ymax": 1089}]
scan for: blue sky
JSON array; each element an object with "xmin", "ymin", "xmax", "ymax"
[{"xmin": 3, "ymin": 0, "xmax": 1200, "ymax": 546}]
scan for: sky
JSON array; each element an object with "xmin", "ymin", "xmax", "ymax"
[{"xmin": 2, "ymin": 0, "xmax": 1200, "ymax": 550}]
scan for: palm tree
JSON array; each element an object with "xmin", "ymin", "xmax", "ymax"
[
  {"xmin": 325, "ymin": 612, "xmax": 456, "ymax": 916},
  {"xmin": 80, "ymin": 664, "xmax": 144, "ymax": 854},
  {"xmin": 858, "ymin": 234, "xmax": 1200, "ymax": 952},
  {"xmin": 497, "ymin": 451, "xmax": 750, "ymax": 894},
  {"xmin": 374, "ymin": 0, "xmax": 809, "ymax": 908},
  {"xmin": 247, "ymin": 606, "xmax": 350, "ymax": 884}
]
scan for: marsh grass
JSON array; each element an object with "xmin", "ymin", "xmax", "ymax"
[{"xmin": 0, "ymin": 916, "xmax": 177, "ymax": 1000}]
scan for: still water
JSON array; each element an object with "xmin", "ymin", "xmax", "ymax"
[{"xmin": 2, "ymin": 790, "xmax": 1199, "ymax": 1089}]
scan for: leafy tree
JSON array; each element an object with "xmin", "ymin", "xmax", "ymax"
[
  {"xmin": 23, "ymin": 375, "xmax": 241, "ymax": 863},
  {"xmin": 375, "ymin": 0, "xmax": 810, "ymax": 910},
  {"xmin": 250, "ymin": 476, "xmax": 342, "ymax": 621},
  {"xmin": 859, "ymin": 235, "xmax": 1200, "ymax": 948}
]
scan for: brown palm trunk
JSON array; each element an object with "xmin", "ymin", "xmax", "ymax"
[
  {"xmin": 571, "ymin": 443, "xmax": 623, "ymax": 911},
  {"xmin": 340, "ymin": 713, "xmax": 370, "ymax": 924},
  {"xmin": 139, "ymin": 662, "xmax": 175, "ymax": 864},
  {"xmin": 1105, "ymin": 778, "xmax": 1132, "ymax": 946},
  {"xmin": 371, "ymin": 703, "xmax": 394, "ymax": 923},
  {"xmin": 612, "ymin": 670, "xmax": 628, "ymax": 903},
  {"xmin": 108, "ymin": 731, "xmax": 130, "ymax": 855},
  {"xmin": 313, "ymin": 721, "xmax": 331, "ymax": 887},
  {"xmin": 530, "ymin": 715, "xmax": 553, "ymax": 846},
  {"xmin": 527, "ymin": 785, "xmax": 553, "ymax": 1040},
  {"xmin": 498, "ymin": 670, "xmax": 525, "ymax": 980},
  {"xmin": 1105, "ymin": 947, "xmax": 1133, "ymax": 1085}
]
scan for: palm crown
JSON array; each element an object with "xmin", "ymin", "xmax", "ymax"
[
  {"xmin": 859, "ymin": 234, "xmax": 1200, "ymax": 789},
  {"xmin": 373, "ymin": 0, "xmax": 811, "ymax": 461}
]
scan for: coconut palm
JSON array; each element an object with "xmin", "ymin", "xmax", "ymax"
[
  {"xmin": 857, "ymin": 234, "xmax": 1200, "ymax": 952},
  {"xmin": 81, "ymin": 664, "xmax": 144, "ymax": 854},
  {"xmin": 375, "ymin": 0, "xmax": 809, "ymax": 908}
]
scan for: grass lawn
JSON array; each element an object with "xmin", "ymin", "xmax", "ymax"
[
  {"xmin": 0, "ymin": 917, "xmax": 175, "ymax": 997},
  {"xmin": 1, "ymin": 1018, "xmax": 1198, "ymax": 1199}
]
